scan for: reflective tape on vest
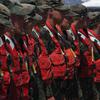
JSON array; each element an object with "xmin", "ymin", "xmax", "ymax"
[
  {"xmin": 78, "ymin": 31, "xmax": 86, "ymax": 40},
  {"xmin": 44, "ymin": 25, "xmax": 54, "ymax": 37},
  {"xmin": 32, "ymin": 28, "xmax": 39, "ymax": 38},
  {"xmin": 0, "ymin": 37, "xmax": 3, "ymax": 47},
  {"xmin": 4, "ymin": 35, "xmax": 15, "ymax": 49},
  {"xmin": 67, "ymin": 29, "xmax": 75, "ymax": 41},
  {"xmin": 88, "ymin": 31, "xmax": 100, "ymax": 46}
]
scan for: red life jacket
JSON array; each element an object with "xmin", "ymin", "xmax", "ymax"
[
  {"xmin": 22, "ymin": 34, "xmax": 36, "ymax": 68},
  {"xmin": 18, "ymin": 51, "xmax": 30, "ymax": 86},
  {"xmin": 71, "ymin": 24, "xmax": 80, "ymax": 56},
  {"xmin": 78, "ymin": 29, "xmax": 94, "ymax": 78},
  {"xmin": 78, "ymin": 29, "xmax": 93, "ymax": 65},
  {"xmin": 19, "ymin": 35, "xmax": 37, "ymax": 85},
  {"xmin": 8, "ymin": 34, "xmax": 30, "ymax": 87},
  {"xmin": 49, "ymin": 37, "xmax": 66, "ymax": 79},
  {"xmin": 44, "ymin": 22, "xmax": 66, "ymax": 79},
  {"xmin": 56, "ymin": 24, "xmax": 76, "ymax": 79},
  {"xmin": 87, "ymin": 29, "xmax": 100, "ymax": 82},
  {"xmin": 32, "ymin": 28, "xmax": 53, "ymax": 81},
  {"xmin": 70, "ymin": 24, "xmax": 80, "ymax": 67},
  {"xmin": 9, "ymin": 34, "xmax": 30, "ymax": 98},
  {"xmin": 0, "ymin": 36, "xmax": 8, "ymax": 71},
  {"xmin": 5, "ymin": 33, "xmax": 21, "ymax": 72},
  {"xmin": 4, "ymin": 34, "xmax": 23, "ymax": 86},
  {"xmin": 56, "ymin": 24, "xmax": 76, "ymax": 66},
  {"xmin": 0, "ymin": 36, "xmax": 10, "ymax": 85}
]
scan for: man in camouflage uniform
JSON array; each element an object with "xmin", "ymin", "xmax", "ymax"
[{"xmin": 9, "ymin": 3, "xmax": 38, "ymax": 100}]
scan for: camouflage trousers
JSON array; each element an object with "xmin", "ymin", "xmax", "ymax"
[
  {"xmin": 51, "ymin": 78, "xmax": 79, "ymax": 100},
  {"xmin": 79, "ymin": 78, "xmax": 95, "ymax": 100},
  {"xmin": 95, "ymin": 82, "xmax": 100, "ymax": 100}
]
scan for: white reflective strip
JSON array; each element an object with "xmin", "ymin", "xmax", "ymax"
[
  {"xmin": 78, "ymin": 31, "xmax": 86, "ymax": 40},
  {"xmin": 90, "ymin": 36, "xmax": 100, "ymax": 46},
  {"xmin": 67, "ymin": 29, "xmax": 75, "ymax": 40},
  {"xmin": 58, "ymin": 32, "xmax": 62, "ymax": 36},
  {"xmin": 32, "ymin": 28, "xmax": 39, "ymax": 38},
  {"xmin": 44, "ymin": 25, "xmax": 53, "ymax": 37},
  {"xmin": 61, "ymin": 49, "xmax": 64, "ymax": 55},
  {"xmin": 88, "ymin": 31, "xmax": 100, "ymax": 46},
  {"xmin": 0, "ymin": 37, "xmax": 3, "ymax": 47},
  {"xmin": 24, "ymin": 41, "xmax": 28, "ymax": 48},
  {"xmin": 4, "ymin": 35, "xmax": 14, "ymax": 49},
  {"xmin": 88, "ymin": 31, "xmax": 94, "ymax": 37}
]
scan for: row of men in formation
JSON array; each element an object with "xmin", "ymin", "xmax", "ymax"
[{"xmin": 0, "ymin": 1, "xmax": 100, "ymax": 100}]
